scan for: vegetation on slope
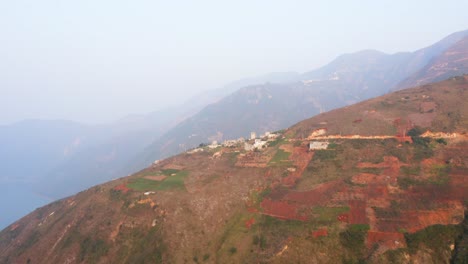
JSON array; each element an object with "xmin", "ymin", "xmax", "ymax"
[{"xmin": 1, "ymin": 77, "xmax": 467, "ymax": 264}]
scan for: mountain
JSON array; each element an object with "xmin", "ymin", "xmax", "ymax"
[
  {"xmin": 301, "ymin": 49, "xmax": 412, "ymax": 99},
  {"xmin": 185, "ymin": 71, "xmax": 301, "ymax": 108},
  {"xmin": 1, "ymin": 76, "xmax": 467, "ymax": 263},
  {"xmin": 399, "ymin": 29, "xmax": 468, "ymax": 77},
  {"xmin": 31, "ymin": 107, "xmax": 186, "ymax": 199},
  {"xmin": 135, "ymin": 30, "xmax": 468, "ymax": 168},
  {"xmin": 7, "ymin": 29, "xmax": 468, "ymax": 199},
  {"xmin": 137, "ymin": 80, "xmax": 357, "ymax": 166},
  {"xmin": 0, "ymin": 107, "xmax": 186, "ymax": 229},
  {"xmin": 302, "ymin": 29, "xmax": 468, "ymax": 97},
  {"xmin": 3, "ymin": 29, "xmax": 468, "ymax": 231},
  {"xmin": 4, "ymin": 29, "xmax": 468, "ymax": 234},
  {"xmin": 397, "ymin": 35, "xmax": 468, "ymax": 89},
  {"xmin": 0, "ymin": 71, "xmax": 302, "ymax": 230},
  {"xmin": 34, "ymin": 72, "xmax": 302, "ymax": 199}
]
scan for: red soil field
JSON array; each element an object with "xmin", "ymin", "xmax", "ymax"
[
  {"xmin": 348, "ymin": 200, "xmax": 368, "ymax": 225},
  {"xmin": 365, "ymin": 185, "xmax": 389, "ymax": 200},
  {"xmin": 114, "ymin": 184, "xmax": 130, "ymax": 193},
  {"xmin": 245, "ymin": 218, "xmax": 255, "ymax": 229},
  {"xmin": 260, "ymin": 199, "xmax": 306, "ymax": 221},
  {"xmin": 284, "ymin": 180, "xmax": 345, "ymax": 206},
  {"xmin": 312, "ymin": 228, "xmax": 328, "ymax": 238},
  {"xmin": 375, "ymin": 206, "xmax": 464, "ymax": 233},
  {"xmin": 281, "ymin": 146, "xmax": 314, "ymax": 187}
]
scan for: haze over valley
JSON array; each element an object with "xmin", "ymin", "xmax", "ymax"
[{"xmin": 1, "ymin": 1, "xmax": 468, "ymax": 263}]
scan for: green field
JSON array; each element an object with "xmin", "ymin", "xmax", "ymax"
[
  {"xmin": 127, "ymin": 170, "xmax": 189, "ymax": 191},
  {"xmin": 268, "ymin": 149, "xmax": 291, "ymax": 166}
]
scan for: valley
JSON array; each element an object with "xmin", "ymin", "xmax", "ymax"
[
  {"xmin": 3, "ymin": 2, "xmax": 468, "ymax": 263},
  {"xmin": 3, "ymin": 29, "xmax": 468, "ymax": 233}
]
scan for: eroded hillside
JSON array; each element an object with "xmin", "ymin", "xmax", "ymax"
[{"xmin": 1, "ymin": 77, "xmax": 467, "ymax": 264}]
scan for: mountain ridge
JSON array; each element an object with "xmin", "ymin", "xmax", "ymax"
[
  {"xmin": 396, "ymin": 35, "xmax": 468, "ymax": 89},
  {"xmin": 3, "ymin": 29, "xmax": 468, "ymax": 231},
  {"xmin": 137, "ymin": 30, "xmax": 468, "ymax": 169}
]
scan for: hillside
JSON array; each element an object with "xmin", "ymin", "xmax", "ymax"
[
  {"xmin": 0, "ymin": 111, "xmax": 178, "ymax": 230},
  {"xmin": 1, "ymin": 76, "xmax": 467, "ymax": 263},
  {"xmin": 27, "ymin": 29, "xmax": 467, "ymax": 200},
  {"xmin": 24, "ymin": 72, "xmax": 302, "ymax": 199},
  {"xmin": 137, "ymin": 81, "xmax": 348, "ymax": 165},
  {"xmin": 397, "ymin": 35, "xmax": 468, "ymax": 89},
  {"xmin": 138, "ymin": 30, "xmax": 468, "ymax": 168},
  {"xmin": 0, "ymin": 71, "xmax": 301, "ymax": 230}
]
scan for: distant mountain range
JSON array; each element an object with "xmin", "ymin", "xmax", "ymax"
[
  {"xmin": 138, "ymin": 29, "xmax": 468, "ymax": 166},
  {"xmin": 396, "ymin": 35, "xmax": 468, "ymax": 89},
  {"xmin": 0, "ymin": 72, "xmax": 301, "ymax": 229},
  {"xmin": 2, "ymin": 29, "xmax": 468, "ymax": 230}
]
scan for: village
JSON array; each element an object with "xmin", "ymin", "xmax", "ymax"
[
  {"xmin": 186, "ymin": 131, "xmax": 281, "ymax": 154},
  {"xmin": 183, "ymin": 126, "xmax": 465, "ymax": 157}
]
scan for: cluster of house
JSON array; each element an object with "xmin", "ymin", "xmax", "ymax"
[
  {"xmin": 244, "ymin": 139, "xmax": 267, "ymax": 151},
  {"xmin": 244, "ymin": 131, "xmax": 279, "ymax": 151},
  {"xmin": 186, "ymin": 131, "xmax": 281, "ymax": 154},
  {"xmin": 222, "ymin": 138, "xmax": 246, "ymax": 147}
]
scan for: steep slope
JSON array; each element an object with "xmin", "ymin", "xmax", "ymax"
[
  {"xmin": 303, "ymin": 29, "xmax": 468, "ymax": 96},
  {"xmin": 137, "ymin": 30, "xmax": 468, "ymax": 168},
  {"xmin": 0, "ymin": 103, "xmax": 203, "ymax": 230},
  {"xmin": 27, "ymin": 29, "xmax": 468, "ymax": 205},
  {"xmin": 21, "ymin": 71, "xmax": 301, "ymax": 199},
  {"xmin": 0, "ymin": 71, "xmax": 300, "ymax": 229},
  {"xmin": 32, "ymin": 107, "xmax": 185, "ymax": 200},
  {"xmin": 397, "ymin": 29, "xmax": 468, "ymax": 78},
  {"xmin": 33, "ymin": 72, "xmax": 302, "ymax": 198},
  {"xmin": 137, "ymin": 81, "xmax": 347, "ymax": 165},
  {"xmin": 302, "ymin": 49, "xmax": 413, "ymax": 99},
  {"xmin": 397, "ymin": 35, "xmax": 468, "ymax": 89},
  {"xmin": 0, "ymin": 111, "xmax": 178, "ymax": 230},
  {"xmin": 185, "ymin": 71, "xmax": 300, "ymax": 108},
  {"xmin": 290, "ymin": 75, "xmax": 468, "ymax": 137},
  {"xmin": 1, "ymin": 76, "xmax": 467, "ymax": 263}
]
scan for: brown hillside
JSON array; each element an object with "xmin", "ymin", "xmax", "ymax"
[
  {"xmin": 1, "ymin": 77, "xmax": 467, "ymax": 264},
  {"xmin": 290, "ymin": 75, "xmax": 468, "ymax": 139},
  {"xmin": 397, "ymin": 36, "xmax": 468, "ymax": 90}
]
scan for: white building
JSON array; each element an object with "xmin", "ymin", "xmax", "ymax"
[
  {"xmin": 250, "ymin": 132, "xmax": 257, "ymax": 140},
  {"xmin": 223, "ymin": 137, "xmax": 245, "ymax": 147},
  {"xmin": 208, "ymin": 141, "xmax": 220, "ymax": 149},
  {"xmin": 253, "ymin": 139, "xmax": 268, "ymax": 149},
  {"xmin": 244, "ymin": 139, "xmax": 268, "ymax": 151},
  {"xmin": 309, "ymin": 141, "xmax": 329, "ymax": 150},
  {"xmin": 267, "ymin": 133, "xmax": 279, "ymax": 140},
  {"xmin": 244, "ymin": 142, "xmax": 255, "ymax": 151}
]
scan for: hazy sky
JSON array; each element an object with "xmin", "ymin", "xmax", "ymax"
[{"xmin": 1, "ymin": 0, "xmax": 467, "ymax": 125}]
